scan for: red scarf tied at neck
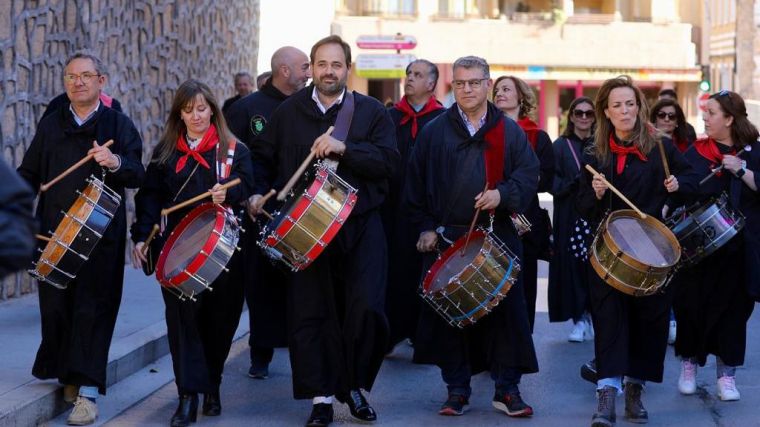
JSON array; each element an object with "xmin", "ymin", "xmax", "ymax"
[
  {"xmin": 394, "ymin": 96, "xmax": 444, "ymax": 139},
  {"xmin": 176, "ymin": 124, "xmax": 219, "ymax": 173},
  {"xmin": 694, "ymin": 137, "xmax": 735, "ymax": 177},
  {"xmin": 608, "ymin": 134, "xmax": 648, "ymax": 175},
  {"xmin": 516, "ymin": 117, "xmax": 540, "ymax": 151}
]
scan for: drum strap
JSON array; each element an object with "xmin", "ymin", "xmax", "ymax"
[
  {"xmin": 332, "ymin": 91, "xmax": 355, "ymax": 142},
  {"xmin": 565, "ymin": 137, "xmax": 581, "ymax": 171}
]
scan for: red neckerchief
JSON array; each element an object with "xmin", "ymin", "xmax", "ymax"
[
  {"xmin": 483, "ymin": 118, "xmax": 506, "ymax": 191},
  {"xmin": 673, "ymin": 135, "xmax": 690, "ymax": 153},
  {"xmin": 516, "ymin": 117, "xmax": 539, "ymax": 151},
  {"xmin": 99, "ymin": 92, "xmax": 113, "ymax": 108},
  {"xmin": 176, "ymin": 124, "xmax": 219, "ymax": 173},
  {"xmin": 394, "ymin": 96, "xmax": 444, "ymax": 138},
  {"xmin": 694, "ymin": 137, "xmax": 735, "ymax": 177},
  {"xmin": 608, "ymin": 134, "xmax": 648, "ymax": 175}
]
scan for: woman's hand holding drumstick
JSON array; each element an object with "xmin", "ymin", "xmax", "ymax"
[
  {"xmin": 585, "ymin": 164, "xmax": 647, "ymax": 219},
  {"xmin": 161, "ymin": 178, "xmax": 241, "ymax": 217}
]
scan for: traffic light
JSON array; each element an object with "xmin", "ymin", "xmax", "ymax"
[{"xmin": 699, "ymin": 65, "xmax": 711, "ymax": 92}]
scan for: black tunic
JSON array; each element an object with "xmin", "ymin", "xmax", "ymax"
[
  {"xmin": 225, "ymin": 80, "xmax": 291, "ymax": 357},
  {"xmin": 548, "ymin": 133, "xmax": 594, "ymax": 322},
  {"xmin": 405, "ymin": 103, "xmax": 539, "ymax": 377},
  {"xmin": 383, "ymin": 99, "xmax": 445, "ymax": 349},
  {"xmin": 577, "ymin": 136, "xmax": 693, "ymax": 382},
  {"xmin": 130, "ymin": 141, "xmax": 254, "ymax": 393},
  {"xmin": 0, "ymin": 158, "xmax": 37, "ymax": 279},
  {"xmin": 252, "ymin": 86, "xmax": 399, "ymax": 399},
  {"xmin": 672, "ymin": 140, "xmax": 759, "ymax": 366},
  {"xmin": 18, "ymin": 104, "xmax": 144, "ymax": 393}
]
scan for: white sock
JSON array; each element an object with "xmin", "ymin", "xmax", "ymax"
[{"xmin": 313, "ymin": 395, "xmax": 333, "ymax": 405}]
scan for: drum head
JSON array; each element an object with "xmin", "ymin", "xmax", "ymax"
[
  {"xmin": 423, "ymin": 231, "xmax": 486, "ymax": 294},
  {"xmin": 163, "ymin": 207, "xmax": 217, "ymax": 279},
  {"xmin": 607, "ymin": 214, "xmax": 679, "ymax": 267}
]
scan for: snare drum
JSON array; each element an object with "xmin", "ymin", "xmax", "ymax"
[
  {"xmin": 156, "ymin": 203, "xmax": 241, "ymax": 301},
  {"xmin": 29, "ymin": 176, "xmax": 121, "ymax": 289},
  {"xmin": 667, "ymin": 194, "xmax": 744, "ymax": 266},
  {"xmin": 421, "ymin": 229, "xmax": 521, "ymax": 329},
  {"xmin": 590, "ymin": 210, "xmax": 681, "ymax": 297},
  {"xmin": 259, "ymin": 162, "xmax": 357, "ymax": 271}
]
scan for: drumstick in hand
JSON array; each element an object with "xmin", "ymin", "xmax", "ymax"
[
  {"xmin": 585, "ymin": 164, "xmax": 647, "ymax": 219},
  {"xmin": 140, "ymin": 224, "xmax": 161, "ymax": 256},
  {"xmin": 40, "ymin": 140, "xmax": 114, "ymax": 192},
  {"xmin": 699, "ymin": 146, "xmax": 750, "ymax": 185},
  {"xmin": 657, "ymin": 139, "xmax": 670, "ymax": 178},
  {"xmin": 461, "ymin": 182, "xmax": 489, "ymax": 256},
  {"xmin": 161, "ymin": 178, "xmax": 241, "ymax": 216},
  {"xmin": 277, "ymin": 126, "xmax": 334, "ymax": 201}
]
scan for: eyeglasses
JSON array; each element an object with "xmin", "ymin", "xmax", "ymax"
[
  {"xmin": 452, "ymin": 78, "xmax": 488, "ymax": 90},
  {"xmin": 573, "ymin": 110, "xmax": 594, "ymax": 119},
  {"xmin": 656, "ymin": 111, "xmax": 677, "ymax": 121},
  {"xmin": 63, "ymin": 72, "xmax": 100, "ymax": 84}
]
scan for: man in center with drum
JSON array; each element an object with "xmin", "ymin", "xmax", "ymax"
[
  {"xmin": 405, "ymin": 56, "xmax": 540, "ymax": 418},
  {"xmin": 251, "ymin": 35, "xmax": 398, "ymax": 427}
]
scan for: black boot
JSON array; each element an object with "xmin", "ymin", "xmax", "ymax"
[
  {"xmin": 624, "ymin": 383, "xmax": 648, "ymax": 424},
  {"xmin": 305, "ymin": 403, "xmax": 333, "ymax": 427},
  {"xmin": 170, "ymin": 394, "xmax": 198, "ymax": 427},
  {"xmin": 591, "ymin": 386, "xmax": 616, "ymax": 427},
  {"xmin": 581, "ymin": 359, "xmax": 598, "ymax": 385},
  {"xmin": 336, "ymin": 389, "xmax": 377, "ymax": 422},
  {"xmin": 202, "ymin": 389, "xmax": 221, "ymax": 416}
]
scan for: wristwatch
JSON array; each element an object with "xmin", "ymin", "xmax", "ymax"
[{"xmin": 736, "ymin": 163, "xmax": 747, "ymax": 178}]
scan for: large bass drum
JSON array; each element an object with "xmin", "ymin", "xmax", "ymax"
[
  {"xmin": 590, "ymin": 210, "xmax": 681, "ymax": 297},
  {"xmin": 156, "ymin": 203, "xmax": 241, "ymax": 301},
  {"xmin": 29, "ymin": 176, "xmax": 121, "ymax": 289}
]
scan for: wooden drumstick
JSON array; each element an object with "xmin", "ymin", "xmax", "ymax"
[
  {"xmin": 277, "ymin": 126, "xmax": 334, "ymax": 201},
  {"xmin": 585, "ymin": 164, "xmax": 647, "ymax": 219},
  {"xmin": 140, "ymin": 224, "xmax": 161, "ymax": 256},
  {"xmin": 35, "ymin": 234, "xmax": 52, "ymax": 242},
  {"xmin": 461, "ymin": 182, "xmax": 489, "ymax": 256},
  {"xmin": 40, "ymin": 140, "xmax": 114, "ymax": 192},
  {"xmin": 160, "ymin": 177, "xmax": 241, "ymax": 216},
  {"xmin": 657, "ymin": 139, "xmax": 670, "ymax": 178}
]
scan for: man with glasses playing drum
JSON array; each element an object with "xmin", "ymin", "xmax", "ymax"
[
  {"xmin": 251, "ymin": 35, "xmax": 398, "ymax": 427},
  {"xmin": 577, "ymin": 76, "xmax": 694, "ymax": 427},
  {"xmin": 18, "ymin": 51, "xmax": 145, "ymax": 425},
  {"xmin": 405, "ymin": 56, "xmax": 540, "ymax": 419}
]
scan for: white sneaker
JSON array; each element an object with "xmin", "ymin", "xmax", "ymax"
[
  {"xmin": 568, "ymin": 320, "xmax": 585, "ymax": 342},
  {"xmin": 717, "ymin": 375, "xmax": 740, "ymax": 401},
  {"xmin": 584, "ymin": 318, "xmax": 595, "ymax": 340},
  {"xmin": 67, "ymin": 397, "xmax": 97, "ymax": 425},
  {"xmin": 678, "ymin": 360, "xmax": 697, "ymax": 395},
  {"xmin": 668, "ymin": 320, "xmax": 677, "ymax": 345}
]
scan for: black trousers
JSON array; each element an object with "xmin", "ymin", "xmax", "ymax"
[
  {"xmin": 588, "ymin": 271, "xmax": 674, "ymax": 383},
  {"xmin": 288, "ymin": 211, "xmax": 389, "ymax": 399},
  {"xmin": 163, "ymin": 250, "xmax": 244, "ymax": 395}
]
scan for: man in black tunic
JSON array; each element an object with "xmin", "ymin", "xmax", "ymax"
[
  {"xmin": 221, "ymin": 71, "xmax": 254, "ymax": 115},
  {"xmin": 18, "ymin": 52, "xmax": 144, "ymax": 426},
  {"xmin": 405, "ymin": 56, "xmax": 539, "ymax": 418},
  {"xmin": 225, "ymin": 46, "xmax": 311, "ymax": 380},
  {"xmin": 251, "ymin": 35, "xmax": 398, "ymax": 427},
  {"xmin": 384, "ymin": 59, "xmax": 444, "ymax": 351}
]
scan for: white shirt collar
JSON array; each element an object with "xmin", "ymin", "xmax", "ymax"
[
  {"xmin": 311, "ymin": 87, "xmax": 346, "ymax": 114},
  {"xmin": 69, "ymin": 100, "xmax": 101, "ymax": 126}
]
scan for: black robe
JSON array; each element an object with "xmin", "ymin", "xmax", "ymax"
[
  {"xmin": 225, "ymin": 80, "xmax": 291, "ymax": 359},
  {"xmin": 383, "ymin": 99, "xmax": 445, "ymax": 349},
  {"xmin": 672, "ymin": 140, "xmax": 759, "ymax": 366},
  {"xmin": 577, "ymin": 136, "xmax": 693, "ymax": 382},
  {"xmin": 18, "ymin": 104, "xmax": 144, "ymax": 393},
  {"xmin": 548, "ymin": 133, "xmax": 594, "ymax": 322},
  {"xmin": 0, "ymin": 158, "xmax": 36, "ymax": 279},
  {"xmin": 252, "ymin": 86, "xmax": 399, "ymax": 399},
  {"xmin": 519, "ymin": 128, "xmax": 555, "ymax": 331},
  {"xmin": 405, "ymin": 103, "xmax": 539, "ymax": 377},
  {"xmin": 130, "ymin": 141, "xmax": 254, "ymax": 394}
]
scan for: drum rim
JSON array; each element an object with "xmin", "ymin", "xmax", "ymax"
[
  {"xmin": 156, "ymin": 202, "xmax": 224, "ymax": 288},
  {"xmin": 603, "ymin": 209, "xmax": 681, "ymax": 269}
]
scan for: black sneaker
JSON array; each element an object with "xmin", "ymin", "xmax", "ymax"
[
  {"xmin": 247, "ymin": 362, "xmax": 269, "ymax": 379},
  {"xmin": 492, "ymin": 391, "xmax": 534, "ymax": 417},
  {"xmin": 439, "ymin": 394, "xmax": 469, "ymax": 416},
  {"xmin": 581, "ymin": 359, "xmax": 598, "ymax": 385}
]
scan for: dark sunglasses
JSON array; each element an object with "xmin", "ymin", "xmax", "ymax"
[
  {"xmin": 573, "ymin": 109, "xmax": 594, "ymax": 119},
  {"xmin": 656, "ymin": 111, "xmax": 677, "ymax": 120}
]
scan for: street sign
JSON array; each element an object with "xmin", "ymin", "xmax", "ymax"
[
  {"xmin": 355, "ymin": 54, "xmax": 416, "ymax": 79},
  {"xmin": 698, "ymin": 93, "xmax": 710, "ymax": 112},
  {"xmin": 356, "ymin": 35, "xmax": 417, "ymax": 50}
]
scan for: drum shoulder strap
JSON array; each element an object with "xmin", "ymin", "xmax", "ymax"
[
  {"xmin": 332, "ymin": 91, "xmax": 355, "ymax": 142},
  {"xmin": 216, "ymin": 139, "xmax": 237, "ymax": 181}
]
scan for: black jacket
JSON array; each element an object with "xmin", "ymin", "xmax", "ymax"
[{"xmin": 0, "ymin": 159, "xmax": 36, "ymax": 279}]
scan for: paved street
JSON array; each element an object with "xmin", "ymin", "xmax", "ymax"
[{"xmin": 100, "ymin": 262, "xmax": 760, "ymax": 427}]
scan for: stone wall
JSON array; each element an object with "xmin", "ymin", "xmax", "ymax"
[{"xmin": 0, "ymin": 0, "xmax": 259, "ymax": 299}]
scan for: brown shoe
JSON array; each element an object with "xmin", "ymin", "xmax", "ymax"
[
  {"xmin": 624, "ymin": 383, "xmax": 648, "ymax": 424},
  {"xmin": 591, "ymin": 386, "xmax": 616, "ymax": 427}
]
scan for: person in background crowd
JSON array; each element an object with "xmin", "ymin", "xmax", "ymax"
[
  {"xmin": 257, "ymin": 71, "xmax": 273, "ymax": 90},
  {"xmin": 225, "ymin": 46, "xmax": 311, "ymax": 380},
  {"xmin": 0, "ymin": 157, "xmax": 36, "ymax": 280},
  {"xmin": 492, "ymin": 75, "xmax": 554, "ymax": 332},
  {"xmin": 18, "ymin": 51, "xmax": 145, "ymax": 426},
  {"xmin": 672, "ymin": 90, "xmax": 759, "ymax": 402},
  {"xmin": 384, "ymin": 59, "xmax": 444, "ymax": 352},
  {"xmin": 221, "ymin": 72, "xmax": 254, "ymax": 115},
  {"xmin": 548, "ymin": 96, "xmax": 596, "ymax": 342},
  {"xmin": 658, "ymin": 88, "xmax": 698, "ymax": 142}
]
